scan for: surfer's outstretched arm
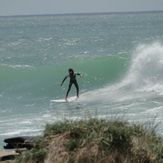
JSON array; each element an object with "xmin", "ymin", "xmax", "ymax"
[
  {"xmin": 76, "ymin": 73, "xmax": 81, "ymax": 76},
  {"xmin": 61, "ymin": 75, "xmax": 68, "ymax": 86}
]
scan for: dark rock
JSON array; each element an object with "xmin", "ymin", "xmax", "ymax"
[{"xmin": 4, "ymin": 136, "xmax": 40, "ymax": 149}]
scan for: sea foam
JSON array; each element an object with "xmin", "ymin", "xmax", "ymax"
[{"xmin": 80, "ymin": 42, "xmax": 163, "ymax": 103}]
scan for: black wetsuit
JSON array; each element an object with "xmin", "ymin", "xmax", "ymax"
[{"xmin": 61, "ymin": 73, "xmax": 80, "ymax": 98}]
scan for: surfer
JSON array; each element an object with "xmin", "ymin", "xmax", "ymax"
[{"xmin": 61, "ymin": 68, "xmax": 81, "ymax": 100}]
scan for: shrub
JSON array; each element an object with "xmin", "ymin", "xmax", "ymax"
[{"xmin": 15, "ymin": 137, "xmax": 47, "ymax": 163}]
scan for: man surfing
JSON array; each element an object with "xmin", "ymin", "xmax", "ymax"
[{"xmin": 61, "ymin": 68, "xmax": 81, "ymax": 101}]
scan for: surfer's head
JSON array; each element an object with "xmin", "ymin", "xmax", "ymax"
[{"xmin": 68, "ymin": 68, "xmax": 74, "ymax": 74}]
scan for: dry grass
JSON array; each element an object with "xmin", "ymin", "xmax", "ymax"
[{"xmin": 15, "ymin": 118, "xmax": 163, "ymax": 163}]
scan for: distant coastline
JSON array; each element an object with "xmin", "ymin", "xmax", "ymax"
[{"xmin": 0, "ymin": 10, "xmax": 163, "ymax": 18}]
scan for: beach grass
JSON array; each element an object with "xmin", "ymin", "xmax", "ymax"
[{"xmin": 15, "ymin": 118, "xmax": 163, "ymax": 163}]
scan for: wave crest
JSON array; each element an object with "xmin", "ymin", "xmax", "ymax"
[{"xmin": 81, "ymin": 42, "xmax": 163, "ymax": 103}]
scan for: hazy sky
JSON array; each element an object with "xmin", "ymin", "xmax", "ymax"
[{"xmin": 0, "ymin": 0, "xmax": 163, "ymax": 16}]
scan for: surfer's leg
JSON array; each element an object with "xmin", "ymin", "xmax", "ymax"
[
  {"xmin": 66, "ymin": 83, "xmax": 72, "ymax": 99},
  {"xmin": 74, "ymin": 81, "xmax": 79, "ymax": 98}
]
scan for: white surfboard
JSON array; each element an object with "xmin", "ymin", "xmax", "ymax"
[{"xmin": 50, "ymin": 96, "xmax": 78, "ymax": 103}]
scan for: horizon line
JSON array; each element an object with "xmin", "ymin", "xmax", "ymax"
[{"xmin": 0, "ymin": 10, "xmax": 163, "ymax": 18}]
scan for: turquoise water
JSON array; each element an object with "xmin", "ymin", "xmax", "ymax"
[{"xmin": 1, "ymin": 12, "xmax": 163, "ymax": 148}]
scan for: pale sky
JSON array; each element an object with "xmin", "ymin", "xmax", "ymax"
[{"xmin": 0, "ymin": 0, "xmax": 163, "ymax": 16}]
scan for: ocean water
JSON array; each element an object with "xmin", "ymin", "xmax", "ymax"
[{"xmin": 1, "ymin": 12, "xmax": 163, "ymax": 148}]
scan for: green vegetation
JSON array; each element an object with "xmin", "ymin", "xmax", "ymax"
[
  {"xmin": 15, "ymin": 138, "xmax": 47, "ymax": 163},
  {"xmin": 15, "ymin": 119, "xmax": 163, "ymax": 163}
]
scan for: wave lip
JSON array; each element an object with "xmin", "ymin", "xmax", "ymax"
[
  {"xmin": 123, "ymin": 42, "xmax": 163, "ymax": 94},
  {"xmin": 81, "ymin": 42, "xmax": 163, "ymax": 104}
]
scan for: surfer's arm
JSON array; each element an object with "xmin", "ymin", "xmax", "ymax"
[
  {"xmin": 75, "ymin": 73, "xmax": 81, "ymax": 76},
  {"xmin": 76, "ymin": 73, "xmax": 82, "ymax": 77},
  {"xmin": 61, "ymin": 75, "xmax": 68, "ymax": 86}
]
